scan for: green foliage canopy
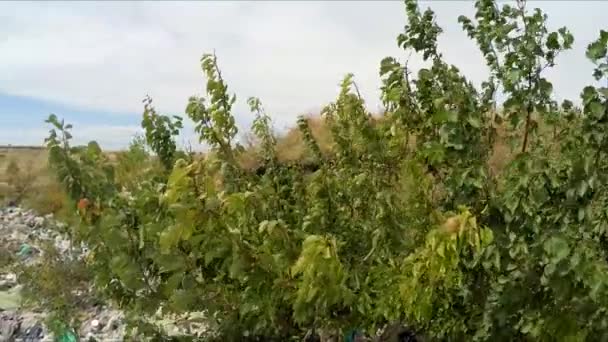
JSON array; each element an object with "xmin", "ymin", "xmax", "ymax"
[{"xmin": 40, "ymin": 0, "xmax": 608, "ymax": 340}]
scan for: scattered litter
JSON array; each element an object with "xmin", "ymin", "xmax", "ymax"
[
  {"xmin": 16, "ymin": 243, "xmax": 33, "ymax": 258},
  {"xmin": 0, "ymin": 312, "xmax": 20, "ymax": 341},
  {"xmin": 0, "ymin": 285, "xmax": 22, "ymax": 310},
  {"xmin": 57, "ymin": 328, "xmax": 78, "ymax": 342}
]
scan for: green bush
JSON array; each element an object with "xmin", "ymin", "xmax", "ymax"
[{"xmin": 38, "ymin": 0, "xmax": 608, "ymax": 340}]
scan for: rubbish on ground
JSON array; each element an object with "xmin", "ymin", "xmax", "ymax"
[
  {"xmin": 16, "ymin": 243, "xmax": 33, "ymax": 258},
  {"xmin": 0, "ymin": 312, "xmax": 19, "ymax": 341},
  {"xmin": 58, "ymin": 327, "xmax": 78, "ymax": 342},
  {"xmin": 0, "ymin": 285, "xmax": 22, "ymax": 310}
]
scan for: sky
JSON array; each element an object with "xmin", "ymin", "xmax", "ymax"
[{"xmin": 1, "ymin": 1, "xmax": 607, "ymax": 150}]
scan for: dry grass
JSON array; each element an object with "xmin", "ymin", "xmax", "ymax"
[
  {"xmin": 0, "ymin": 147, "xmax": 69, "ymax": 215},
  {"xmin": 487, "ymin": 124, "xmax": 515, "ymax": 178},
  {"xmin": 0, "ymin": 147, "xmax": 48, "ymax": 184},
  {"xmin": 0, "ymin": 147, "xmax": 51, "ymax": 198},
  {"xmin": 275, "ymin": 115, "xmax": 334, "ymax": 163}
]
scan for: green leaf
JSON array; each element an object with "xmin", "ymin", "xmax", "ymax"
[
  {"xmin": 544, "ymin": 236, "xmax": 570, "ymax": 263},
  {"xmin": 589, "ymin": 101, "xmax": 604, "ymax": 119},
  {"xmin": 531, "ymin": 186, "xmax": 549, "ymax": 204},
  {"xmin": 229, "ymin": 256, "xmax": 246, "ymax": 280},
  {"xmin": 432, "ymin": 109, "xmax": 458, "ymax": 123},
  {"xmin": 467, "ymin": 116, "xmax": 481, "ymax": 128},
  {"xmin": 539, "ymin": 79, "xmax": 553, "ymax": 97},
  {"xmin": 156, "ymin": 254, "xmax": 187, "ymax": 273},
  {"xmin": 578, "ymin": 207, "xmax": 586, "ymax": 222},
  {"xmin": 162, "ymin": 272, "xmax": 184, "ymax": 297},
  {"xmin": 480, "ymin": 228, "xmax": 494, "ymax": 245},
  {"xmin": 577, "ymin": 181, "xmax": 588, "ymax": 198},
  {"xmin": 507, "ymin": 69, "xmax": 521, "ymax": 84},
  {"xmin": 169, "ymin": 290, "xmax": 198, "ymax": 311},
  {"xmin": 546, "ymin": 32, "xmax": 559, "ymax": 49},
  {"xmin": 587, "ymin": 41, "xmax": 608, "ymax": 61},
  {"xmin": 159, "ymin": 225, "xmax": 183, "ymax": 254}
]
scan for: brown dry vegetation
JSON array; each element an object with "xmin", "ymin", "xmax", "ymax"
[
  {"xmin": 0, "ymin": 147, "xmax": 55, "ymax": 210},
  {"xmin": 269, "ymin": 115, "xmax": 516, "ymax": 177}
]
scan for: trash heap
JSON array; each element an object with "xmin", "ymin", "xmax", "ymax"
[
  {"xmin": 0, "ymin": 205, "xmax": 217, "ymax": 342},
  {"xmin": 0, "ymin": 206, "xmax": 127, "ymax": 342}
]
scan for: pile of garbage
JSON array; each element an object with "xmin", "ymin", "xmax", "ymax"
[
  {"xmin": 0, "ymin": 205, "xmax": 215, "ymax": 342},
  {"xmin": 0, "ymin": 206, "xmax": 126, "ymax": 341}
]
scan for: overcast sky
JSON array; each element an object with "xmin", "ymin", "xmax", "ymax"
[{"xmin": 1, "ymin": 1, "xmax": 606, "ymax": 150}]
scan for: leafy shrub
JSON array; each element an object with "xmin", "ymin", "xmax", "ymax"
[
  {"xmin": 142, "ymin": 95, "xmax": 185, "ymax": 172},
  {"xmin": 113, "ymin": 134, "xmax": 160, "ymax": 190},
  {"xmin": 38, "ymin": 0, "xmax": 608, "ymax": 340}
]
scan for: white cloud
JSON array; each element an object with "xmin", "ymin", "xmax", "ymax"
[{"xmin": 1, "ymin": 0, "xmax": 608, "ymax": 147}]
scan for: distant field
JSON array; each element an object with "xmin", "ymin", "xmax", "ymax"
[
  {"xmin": 0, "ymin": 145, "xmax": 124, "ymax": 210},
  {"xmin": 0, "ymin": 145, "xmax": 45, "ymax": 149},
  {"xmin": 0, "ymin": 147, "xmax": 48, "ymax": 183},
  {"xmin": 0, "ymin": 146, "xmax": 65, "ymax": 214}
]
